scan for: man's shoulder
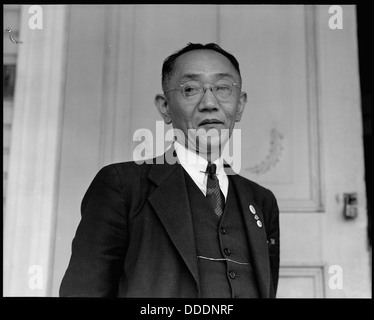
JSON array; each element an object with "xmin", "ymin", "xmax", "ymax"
[
  {"xmin": 100, "ymin": 158, "xmax": 157, "ymax": 175},
  {"xmin": 97, "ymin": 152, "xmax": 174, "ymax": 178},
  {"xmin": 230, "ymin": 171, "xmax": 276, "ymax": 200}
]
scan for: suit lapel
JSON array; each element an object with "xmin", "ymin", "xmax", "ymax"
[
  {"xmin": 228, "ymin": 173, "xmax": 271, "ymax": 298},
  {"xmin": 148, "ymin": 148, "xmax": 199, "ymax": 291}
]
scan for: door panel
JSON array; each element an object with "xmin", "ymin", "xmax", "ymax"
[{"xmin": 220, "ymin": 5, "xmax": 322, "ymax": 212}]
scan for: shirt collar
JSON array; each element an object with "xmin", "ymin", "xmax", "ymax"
[{"xmin": 173, "ymin": 141, "xmax": 225, "ymax": 176}]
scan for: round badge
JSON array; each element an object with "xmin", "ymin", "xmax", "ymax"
[
  {"xmin": 249, "ymin": 205, "xmax": 256, "ymax": 214},
  {"xmin": 257, "ymin": 220, "xmax": 262, "ymax": 227}
]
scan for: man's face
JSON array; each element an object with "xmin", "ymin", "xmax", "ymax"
[{"xmin": 155, "ymin": 49, "xmax": 247, "ymax": 154}]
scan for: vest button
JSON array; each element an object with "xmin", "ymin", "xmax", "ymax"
[
  {"xmin": 224, "ymin": 248, "xmax": 231, "ymax": 256},
  {"xmin": 220, "ymin": 227, "xmax": 226, "ymax": 235},
  {"xmin": 229, "ymin": 271, "xmax": 236, "ymax": 279}
]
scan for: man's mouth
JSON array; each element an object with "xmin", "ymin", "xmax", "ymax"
[{"xmin": 199, "ymin": 119, "xmax": 224, "ymax": 126}]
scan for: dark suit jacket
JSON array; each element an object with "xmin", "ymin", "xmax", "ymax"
[{"xmin": 60, "ymin": 147, "xmax": 280, "ymax": 298}]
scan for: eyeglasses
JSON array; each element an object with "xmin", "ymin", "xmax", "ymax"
[{"xmin": 164, "ymin": 80, "xmax": 240, "ymax": 102}]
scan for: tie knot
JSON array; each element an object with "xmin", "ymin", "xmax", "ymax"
[{"xmin": 206, "ymin": 163, "xmax": 217, "ymax": 178}]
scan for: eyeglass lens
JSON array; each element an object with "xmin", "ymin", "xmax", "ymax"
[{"xmin": 182, "ymin": 82, "xmax": 235, "ymax": 100}]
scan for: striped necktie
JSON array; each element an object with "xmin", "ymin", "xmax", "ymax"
[{"xmin": 206, "ymin": 162, "xmax": 225, "ymax": 218}]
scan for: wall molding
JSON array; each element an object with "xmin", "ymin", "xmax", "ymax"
[
  {"xmin": 276, "ymin": 5, "xmax": 323, "ymax": 213},
  {"xmin": 303, "ymin": 5, "xmax": 324, "ymax": 213},
  {"xmin": 278, "ymin": 262, "xmax": 325, "ymax": 298}
]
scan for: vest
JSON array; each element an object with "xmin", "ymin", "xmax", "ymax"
[{"xmin": 183, "ymin": 170, "xmax": 260, "ymax": 298}]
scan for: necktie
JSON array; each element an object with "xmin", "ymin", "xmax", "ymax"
[{"xmin": 206, "ymin": 162, "xmax": 225, "ymax": 218}]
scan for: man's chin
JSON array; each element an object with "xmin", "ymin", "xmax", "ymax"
[
  {"xmin": 173, "ymin": 126, "xmax": 230, "ymax": 155},
  {"xmin": 189, "ymin": 128, "xmax": 230, "ymax": 158}
]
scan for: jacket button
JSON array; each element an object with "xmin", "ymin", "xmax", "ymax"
[
  {"xmin": 229, "ymin": 271, "xmax": 236, "ymax": 279},
  {"xmin": 224, "ymin": 248, "xmax": 231, "ymax": 256},
  {"xmin": 220, "ymin": 227, "xmax": 226, "ymax": 235}
]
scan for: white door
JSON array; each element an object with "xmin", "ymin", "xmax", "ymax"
[{"xmin": 52, "ymin": 5, "xmax": 370, "ymax": 297}]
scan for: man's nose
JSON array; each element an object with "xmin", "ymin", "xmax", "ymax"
[{"xmin": 198, "ymin": 87, "xmax": 219, "ymax": 111}]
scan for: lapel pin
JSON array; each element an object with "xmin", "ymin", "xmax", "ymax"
[
  {"xmin": 257, "ymin": 220, "xmax": 262, "ymax": 228},
  {"xmin": 254, "ymin": 214, "xmax": 259, "ymax": 220},
  {"xmin": 249, "ymin": 205, "xmax": 256, "ymax": 214}
]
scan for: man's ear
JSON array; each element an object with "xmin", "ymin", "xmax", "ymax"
[
  {"xmin": 235, "ymin": 91, "xmax": 247, "ymax": 122},
  {"xmin": 155, "ymin": 94, "xmax": 172, "ymax": 124}
]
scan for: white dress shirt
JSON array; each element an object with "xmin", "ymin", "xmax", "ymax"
[{"xmin": 173, "ymin": 141, "xmax": 228, "ymax": 201}]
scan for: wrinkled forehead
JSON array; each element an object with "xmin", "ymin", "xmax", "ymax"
[{"xmin": 171, "ymin": 50, "xmax": 241, "ymax": 84}]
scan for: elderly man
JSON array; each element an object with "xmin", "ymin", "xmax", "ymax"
[{"xmin": 60, "ymin": 43, "xmax": 280, "ymax": 298}]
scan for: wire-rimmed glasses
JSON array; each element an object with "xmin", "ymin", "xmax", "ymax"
[{"xmin": 164, "ymin": 80, "xmax": 239, "ymax": 102}]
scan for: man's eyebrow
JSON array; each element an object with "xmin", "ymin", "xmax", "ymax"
[
  {"xmin": 216, "ymin": 73, "xmax": 235, "ymax": 79},
  {"xmin": 179, "ymin": 73, "xmax": 235, "ymax": 81}
]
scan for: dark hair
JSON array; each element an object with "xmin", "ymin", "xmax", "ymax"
[{"xmin": 162, "ymin": 42, "xmax": 242, "ymax": 91}]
